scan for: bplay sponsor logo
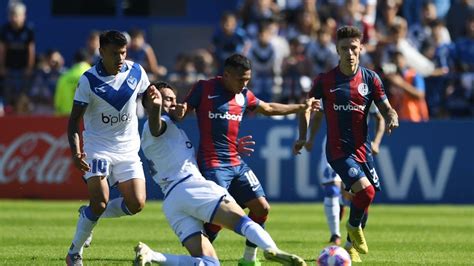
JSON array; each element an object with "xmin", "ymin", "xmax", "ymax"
[{"xmin": 101, "ymin": 112, "xmax": 132, "ymax": 125}]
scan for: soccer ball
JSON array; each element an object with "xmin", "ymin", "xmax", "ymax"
[{"xmin": 317, "ymin": 245, "xmax": 351, "ymax": 266}]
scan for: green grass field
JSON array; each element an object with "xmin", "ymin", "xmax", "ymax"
[{"xmin": 0, "ymin": 200, "xmax": 473, "ymax": 265}]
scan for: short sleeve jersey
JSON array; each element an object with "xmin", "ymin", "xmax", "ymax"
[
  {"xmin": 141, "ymin": 114, "xmax": 201, "ymax": 195},
  {"xmin": 185, "ymin": 77, "xmax": 259, "ymax": 169},
  {"xmin": 74, "ymin": 60, "xmax": 150, "ymax": 154},
  {"xmin": 310, "ymin": 66, "xmax": 387, "ymax": 163}
]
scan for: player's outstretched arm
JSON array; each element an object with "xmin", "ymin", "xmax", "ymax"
[
  {"xmin": 255, "ymin": 97, "xmax": 319, "ymax": 116},
  {"xmin": 146, "ymin": 85, "xmax": 166, "ymax": 137},
  {"xmin": 376, "ymin": 99, "xmax": 399, "ymax": 135},
  {"xmin": 67, "ymin": 104, "xmax": 90, "ymax": 173}
]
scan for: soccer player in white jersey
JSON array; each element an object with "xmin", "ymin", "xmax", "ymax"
[
  {"xmin": 137, "ymin": 81, "xmax": 306, "ymax": 266},
  {"xmin": 66, "ymin": 30, "xmax": 150, "ymax": 266},
  {"xmin": 294, "ymin": 103, "xmax": 384, "ymax": 262}
]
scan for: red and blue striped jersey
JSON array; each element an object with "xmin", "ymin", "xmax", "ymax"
[
  {"xmin": 185, "ymin": 77, "xmax": 260, "ymax": 169},
  {"xmin": 310, "ymin": 66, "xmax": 387, "ymax": 163}
]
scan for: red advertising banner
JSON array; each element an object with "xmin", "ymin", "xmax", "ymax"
[{"xmin": 0, "ymin": 116, "xmax": 88, "ymax": 199}]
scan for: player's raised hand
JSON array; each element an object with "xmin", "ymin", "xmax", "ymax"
[
  {"xmin": 304, "ymin": 97, "xmax": 321, "ymax": 112},
  {"xmin": 72, "ymin": 152, "xmax": 90, "ymax": 173},
  {"xmin": 237, "ymin": 135, "xmax": 255, "ymax": 156},
  {"xmin": 293, "ymin": 139, "xmax": 306, "ymax": 155},
  {"xmin": 147, "ymin": 85, "xmax": 162, "ymax": 107},
  {"xmin": 175, "ymin": 102, "xmax": 187, "ymax": 119}
]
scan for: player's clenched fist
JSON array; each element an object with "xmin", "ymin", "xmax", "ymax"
[{"xmin": 147, "ymin": 85, "xmax": 162, "ymax": 107}]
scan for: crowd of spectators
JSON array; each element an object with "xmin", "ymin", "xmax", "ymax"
[{"xmin": 0, "ymin": 0, "xmax": 473, "ymax": 120}]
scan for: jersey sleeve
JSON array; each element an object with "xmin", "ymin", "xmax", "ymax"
[
  {"xmin": 245, "ymin": 89, "xmax": 260, "ymax": 111},
  {"xmin": 138, "ymin": 65, "xmax": 150, "ymax": 93},
  {"xmin": 184, "ymin": 80, "xmax": 205, "ymax": 109},
  {"xmin": 73, "ymin": 75, "xmax": 90, "ymax": 105},
  {"xmin": 309, "ymin": 74, "xmax": 323, "ymax": 99},
  {"xmin": 372, "ymin": 72, "xmax": 387, "ymax": 103}
]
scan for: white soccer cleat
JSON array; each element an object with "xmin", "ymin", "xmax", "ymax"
[
  {"xmin": 134, "ymin": 242, "xmax": 153, "ymax": 266},
  {"xmin": 65, "ymin": 252, "xmax": 83, "ymax": 266},
  {"xmin": 264, "ymin": 248, "xmax": 307, "ymax": 266}
]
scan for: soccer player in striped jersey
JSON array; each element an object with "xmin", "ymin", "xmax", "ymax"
[
  {"xmin": 183, "ymin": 54, "xmax": 318, "ymax": 265},
  {"xmin": 295, "ymin": 102, "xmax": 385, "ymax": 262},
  {"xmin": 136, "ymin": 82, "xmax": 306, "ymax": 266},
  {"xmin": 66, "ymin": 30, "xmax": 150, "ymax": 266},
  {"xmin": 294, "ymin": 25, "xmax": 399, "ymax": 262}
]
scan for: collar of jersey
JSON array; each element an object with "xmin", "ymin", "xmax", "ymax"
[{"xmin": 96, "ymin": 60, "xmax": 129, "ymax": 77}]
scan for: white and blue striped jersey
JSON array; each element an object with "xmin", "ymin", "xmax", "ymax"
[
  {"xmin": 74, "ymin": 60, "xmax": 150, "ymax": 154},
  {"xmin": 141, "ymin": 114, "xmax": 202, "ymax": 195}
]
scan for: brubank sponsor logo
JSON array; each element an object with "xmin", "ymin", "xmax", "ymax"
[
  {"xmin": 208, "ymin": 111, "xmax": 242, "ymax": 121},
  {"xmin": 0, "ymin": 133, "xmax": 72, "ymax": 184},
  {"xmin": 333, "ymin": 103, "xmax": 366, "ymax": 111},
  {"xmin": 102, "ymin": 112, "xmax": 132, "ymax": 125}
]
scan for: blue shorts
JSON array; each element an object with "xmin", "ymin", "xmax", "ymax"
[
  {"xmin": 329, "ymin": 157, "xmax": 381, "ymax": 191},
  {"xmin": 200, "ymin": 162, "xmax": 266, "ymax": 207}
]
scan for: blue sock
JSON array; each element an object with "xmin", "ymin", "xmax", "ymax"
[
  {"xmin": 121, "ymin": 200, "xmax": 132, "ymax": 215},
  {"xmin": 234, "ymin": 216, "xmax": 253, "ymax": 236},
  {"xmin": 83, "ymin": 206, "xmax": 99, "ymax": 221}
]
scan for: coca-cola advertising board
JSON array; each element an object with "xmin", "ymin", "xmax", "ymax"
[{"xmin": 0, "ymin": 116, "xmax": 88, "ymax": 199}]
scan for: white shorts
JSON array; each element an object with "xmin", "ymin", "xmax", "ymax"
[
  {"xmin": 319, "ymin": 136, "xmax": 342, "ymax": 185},
  {"xmin": 82, "ymin": 149, "xmax": 145, "ymax": 186},
  {"xmin": 163, "ymin": 175, "xmax": 235, "ymax": 243}
]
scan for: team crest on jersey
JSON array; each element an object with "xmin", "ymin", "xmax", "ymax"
[
  {"xmin": 127, "ymin": 75, "xmax": 138, "ymax": 89},
  {"xmin": 235, "ymin": 93, "xmax": 245, "ymax": 106},
  {"xmin": 358, "ymin": 83, "xmax": 369, "ymax": 96}
]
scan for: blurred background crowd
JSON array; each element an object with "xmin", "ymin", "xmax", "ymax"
[{"xmin": 0, "ymin": 0, "xmax": 473, "ymax": 121}]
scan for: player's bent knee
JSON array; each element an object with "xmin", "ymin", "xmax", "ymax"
[
  {"xmin": 89, "ymin": 201, "xmax": 107, "ymax": 216},
  {"xmin": 124, "ymin": 197, "xmax": 146, "ymax": 215},
  {"xmin": 249, "ymin": 200, "xmax": 271, "ymax": 217},
  {"xmin": 324, "ymin": 183, "xmax": 341, "ymax": 198}
]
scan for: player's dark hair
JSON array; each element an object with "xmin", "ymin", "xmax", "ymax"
[
  {"xmin": 99, "ymin": 30, "xmax": 128, "ymax": 48},
  {"xmin": 141, "ymin": 81, "xmax": 177, "ymax": 108},
  {"xmin": 336, "ymin": 26, "xmax": 362, "ymax": 42},
  {"xmin": 224, "ymin": 54, "xmax": 251, "ymax": 73}
]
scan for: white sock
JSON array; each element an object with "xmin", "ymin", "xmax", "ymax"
[
  {"xmin": 324, "ymin": 196, "xmax": 340, "ymax": 236},
  {"xmin": 243, "ymin": 246, "xmax": 258, "ymax": 261},
  {"xmin": 239, "ymin": 219, "xmax": 277, "ymax": 255},
  {"xmin": 69, "ymin": 213, "xmax": 97, "ymax": 254},
  {"xmin": 101, "ymin": 197, "xmax": 131, "ymax": 218}
]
